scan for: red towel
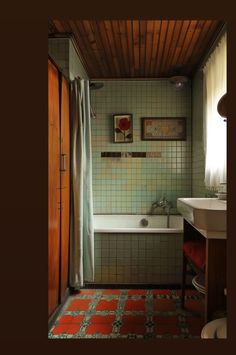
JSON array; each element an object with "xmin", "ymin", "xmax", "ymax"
[{"xmin": 183, "ymin": 240, "xmax": 206, "ymax": 271}]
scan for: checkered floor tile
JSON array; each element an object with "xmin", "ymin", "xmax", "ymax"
[{"xmin": 48, "ymin": 289, "xmax": 205, "ymax": 339}]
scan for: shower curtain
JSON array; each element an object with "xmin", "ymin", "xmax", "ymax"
[{"xmin": 69, "ymin": 78, "xmax": 94, "ymax": 289}]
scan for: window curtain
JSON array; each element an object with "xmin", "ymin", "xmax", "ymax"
[
  {"xmin": 69, "ymin": 78, "xmax": 94, "ymax": 289},
  {"xmin": 203, "ymin": 33, "xmax": 227, "ymax": 188}
]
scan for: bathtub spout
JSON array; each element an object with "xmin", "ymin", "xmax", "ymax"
[
  {"xmin": 159, "ymin": 197, "xmax": 172, "ymax": 227},
  {"xmin": 166, "ymin": 203, "xmax": 172, "ymax": 228},
  {"xmin": 149, "ymin": 201, "xmax": 159, "ymax": 215},
  {"xmin": 167, "ymin": 210, "xmax": 170, "ymax": 228}
]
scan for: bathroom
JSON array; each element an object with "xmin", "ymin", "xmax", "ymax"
[{"xmin": 48, "ymin": 20, "xmax": 227, "ymax": 339}]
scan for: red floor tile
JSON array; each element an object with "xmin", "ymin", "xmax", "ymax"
[
  {"xmin": 122, "ymin": 315, "xmax": 146, "ymax": 324},
  {"xmin": 66, "ymin": 299, "xmax": 91, "ymax": 311},
  {"xmin": 59, "ymin": 315, "xmax": 84, "ymax": 324},
  {"xmin": 103, "ymin": 289, "xmax": 121, "ymax": 295},
  {"xmin": 79, "ymin": 289, "xmax": 96, "ymax": 295},
  {"xmin": 127, "ymin": 289, "xmax": 147, "ymax": 296},
  {"xmin": 184, "ymin": 299, "xmax": 205, "ymax": 314},
  {"xmin": 120, "ymin": 323, "xmax": 146, "ymax": 335},
  {"xmin": 153, "ymin": 315, "xmax": 179, "ymax": 325},
  {"xmin": 96, "ymin": 299, "xmax": 118, "ymax": 311},
  {"xmin": 90, "ymin": 315, "xmax": 116, "ymax": 324},
  {"xmin": 124, "ymin": 299, "xmax": 146, "ymax": 311},
  {"xmin": 186, "ymin": 316, "xmax": 205, "ymax": 335},
  {"xmin": 153, "ymin": 299, "xmax": 176, "ymax": 312},
  {"xmin": 155, "ymin": 323, "xmax": 181, "ymax": 335},
  {"xmin": 153, "ymin": 316, "xmax": 181, "ymax": 335},
  {"xmin": 86, "ymin": 323, "xmax": 113, "ymax": 335},
  {"xmin": 153, "ymin": 289, "xmax": 172, "ymax": 296},
  {"xmin": 52, "ymin": 324, "xmax": 81, "ymax": 335},
  {"xmin": 175, "ymin": 289, "xmax": 200, "ymax": 297},
  {"xmin": 49, "ymin": 289, "xmax": 205, "ymax": 338}
]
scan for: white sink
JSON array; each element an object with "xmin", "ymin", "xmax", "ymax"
[{"xmin": 177, "ymin": 198, "xmax": 227, "ymax": 239}]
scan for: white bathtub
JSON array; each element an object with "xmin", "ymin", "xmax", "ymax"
[{"xmin": 94, "ymin": 214, "xmax": 183, "ymax": 233}]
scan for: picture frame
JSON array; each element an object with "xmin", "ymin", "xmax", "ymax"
[
  {"xmin": 113, "ymin": 114, "xmax": 133, "ymax": 143},
  {"xmin": 141, "ymin": 117, "xmax": 186, "ymax": 141}
]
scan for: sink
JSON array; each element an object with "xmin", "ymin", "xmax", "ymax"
[{"xmin": 177, "ymin": 198, "xmax": 227, "ymax": 238}]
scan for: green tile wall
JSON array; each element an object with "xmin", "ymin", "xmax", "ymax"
[
  {"xmin": 48, "ymin": 37, "xmax": 88, "ymax": 80},
  {"xmin": 48, "ymin": 38, "xmax": 69, "ymax": 78},
  {"xmin": 91, "ymin": 80, "xmax": 192, "ymax": 214}
]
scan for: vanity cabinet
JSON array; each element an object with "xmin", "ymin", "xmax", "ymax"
[
  {"xmin": 182, "ymin": 219, "xmax": 226, "ymax": 323},
  {"xmin": 48, "ymin": 57, "xmax": 70, "ymax": 317}
]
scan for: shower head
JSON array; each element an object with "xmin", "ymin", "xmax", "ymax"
[{"xmin": 89, "ymin": 82, "xmax": 104, "ymax": 90}]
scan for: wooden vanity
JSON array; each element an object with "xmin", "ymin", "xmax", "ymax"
[
  {"xmin": 182, "ymin": 219, "xmax": 226, "ymax": 324},
  {"xmin": 177, "ymin": 198, "xmax": 227, "ymax": 324}
]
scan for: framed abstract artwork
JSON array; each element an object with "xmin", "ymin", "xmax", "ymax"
[
  {"xmin": 113, "ymin": 114, "xmax": 133, "ymax": 143},
  {"xmin": 141, "ymin": 117, "xmax": 186, "ymax": 141}
]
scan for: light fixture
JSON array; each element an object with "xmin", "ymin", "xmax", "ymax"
[
  {"xmin": 169, "ymin": 75, "xmax": 188, "ymax": 90},
  {"xmin": 217, "ymin": 93, "xmax": 227, "ymax": 122}
]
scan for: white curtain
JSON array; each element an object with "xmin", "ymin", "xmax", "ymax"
[
  {"xmin": 70, "ymin": 78, "xmax": 94, "ymax": 289},
  {"xmin": 203, "ymin": 33, "xmax": 227, "ymax": 188}
]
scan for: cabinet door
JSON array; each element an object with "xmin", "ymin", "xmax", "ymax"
[
  {"xmin": 48, "ymin": 59, "xmax": 60, "ymax": 316},
  {"xmin": 60, "ymin": 75, "xmax": 70, "ymax": 302}
]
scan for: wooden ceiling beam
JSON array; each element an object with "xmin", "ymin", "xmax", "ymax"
[{"xmin": 48, "ymin": 20, "xmax": 224, "ymax": 79}]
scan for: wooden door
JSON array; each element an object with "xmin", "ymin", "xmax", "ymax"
[
  {"xmin": 60, "ymin": 75, "xmax": 70, "ymax": 302},
  {"xmin": 48, "ymin": 59, "xmax": 60, "ymax": 316}
]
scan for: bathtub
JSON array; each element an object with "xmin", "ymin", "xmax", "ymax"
[
  {"xmin": 94, "ymin": 214, "xmax": 183, "ymax": 233},
  {"xmin": 93, "ymin": 214, "xmax": 184, "ymax": 284}
]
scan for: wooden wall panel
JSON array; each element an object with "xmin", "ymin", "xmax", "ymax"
[
  {"xmin": 60, "ymin": 75, "xmax": 70, "ymax": 302},
  {"xmin": 48, "ymin": 58, "xmax": 70, "ymax": 317},
  {"xmin": 48, "ymin": 59, "xmax": 60, "ymax": 316}
]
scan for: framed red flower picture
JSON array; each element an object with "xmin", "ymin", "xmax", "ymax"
[{"xmin": 113, "ymin": 114, "xmax": 133, "ymax": 143}]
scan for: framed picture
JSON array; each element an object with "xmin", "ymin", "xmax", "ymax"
[
  {"xmin": 113, "ymin": 114, "xmax": 133, "ymax": 143},
  {"xmin": 141, "ymin": 117, "xmax": 186, "ymax": 141}
]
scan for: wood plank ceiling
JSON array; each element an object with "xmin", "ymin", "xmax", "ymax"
[{"xmin": 48, "ymin": 20, "xmax": 225, "ymax": 79}]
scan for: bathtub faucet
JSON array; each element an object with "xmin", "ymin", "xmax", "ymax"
[
  {"xmin": 150, "ymin": 196, "xmax": 172, "ymax": 215},
  {"xmin": 158, "ymin": 196, "xmax": 172, "ymax": 210}
]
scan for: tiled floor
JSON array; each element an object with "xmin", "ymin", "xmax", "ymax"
[{"xmin": 48, "ymin": 288, "xmax": 205, "ymax": 339}]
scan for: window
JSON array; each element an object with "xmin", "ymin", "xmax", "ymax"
[{"xmin": 203, "ymin": 33, "xmax": 227, "ymax": 188}]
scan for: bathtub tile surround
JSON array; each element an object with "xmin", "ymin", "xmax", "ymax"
[
  {"xmin": 94, "ymin": 233, "xmax": 183, "ymax": 284},
  {"xmin": 91, "ymin": 80, "xmax": 192, "ymax": 215},
  {"xmin": 93, "ymin": 215, "xmax": 184, "ymax": 285},
  {"xmin": 48, "ymin": 288, "xmax": 204, "ymax": 338}
]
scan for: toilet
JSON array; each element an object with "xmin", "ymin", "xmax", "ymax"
[{"xmin": 201, "ymin": 318, "xmax": 227, "ymax": 339}]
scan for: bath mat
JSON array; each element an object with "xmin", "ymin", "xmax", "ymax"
[{"xmin": 48, "ymin": 289, "xmax": 205, "ymax": 339}]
